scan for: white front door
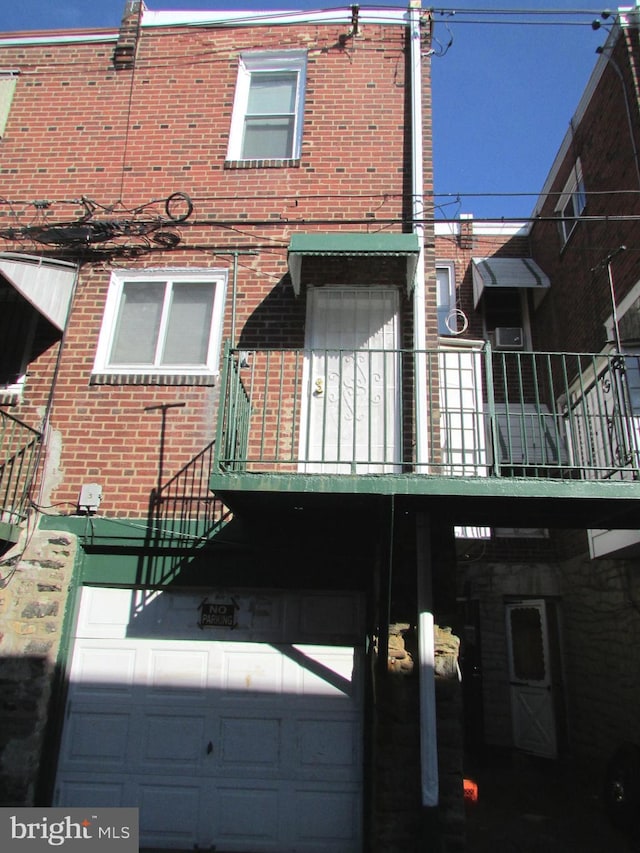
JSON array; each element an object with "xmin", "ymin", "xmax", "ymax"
[
  {"xmin": 55, "ymin": 587, "xmax": 364, "ymax": 852},
  {"xmin": 300, "ymin": 286, "xmax": 400, "ymax": 473},
  {"xmin": 438, "ymin": 345, "xmax": 486, "ymax": 476},
  {"xmin": 506, "ymin": 599, "xmax": 558, "ymax": 758}
]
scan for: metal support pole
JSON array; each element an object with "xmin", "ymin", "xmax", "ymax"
[
  {"xmin": 215, "ymin": 250, "xmax": 258, "ymax": 348},
  {"xmin": 416, "ymin": 510, "xmax": 438, "ymax": 808},
  {"xmin": 606, "ymin": 248, "xmax": 625, "ymax": 353}
]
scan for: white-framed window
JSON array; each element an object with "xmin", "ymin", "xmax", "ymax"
[
  {"xmin": 0, "ymin": 70, "xmax": 19, "ymax": 138},
  {"xmin": 93, "ymin": 269, "xmax": 227, "ymax": 378},
  {"xmin": 227, "ymin": 50, "xmax": 307, "ymax": 162},
  {"xmin": 556, "ymin": 160, "xmax": 587, "ymax": 245},
  {"xmin": 436, "ymin": 262, "xmax": 457, "ymax": 335}
]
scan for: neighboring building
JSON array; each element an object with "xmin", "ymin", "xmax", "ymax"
[
  {"xmin": 436, "ymin": 5, "xmax": 640, "ymax": 834},
  {"xmin": 1, "ymin": 2, "xmax": 640, "ymax": 851}
]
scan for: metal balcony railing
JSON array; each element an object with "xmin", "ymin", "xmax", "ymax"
[
  {"xmin": 214, "ymin": 343, "xmax": 640, "ymax": 482},
  {"xmin": 0, "ymin": 409, "xmax": 41, "ymax": 527},
  {"xmin": 151, "ymin": 439, "xmax": 230, "ymax": 543}
]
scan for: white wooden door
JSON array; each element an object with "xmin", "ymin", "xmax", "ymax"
[
  {"xmin": 506, "ymin": 599, "xmax": 558, "ymax": 758},
  {"xmin": 55, "ymin": 588, "xmax": 364, "ymax": 852},
  {"xmin": 300, "ymin": 286, "xmax": 400, "ymax": 473},
  {"xmin": 438, "ymin": 345, "xmax": 486, "ymax": 476}
]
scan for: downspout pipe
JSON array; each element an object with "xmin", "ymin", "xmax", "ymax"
[
  {"xmin": 410, "ymin": 0, "xmax": 428, "ymax": 463},
  {"xmin": 409, "ymin": 0, "xmax": 439, "ymax": 810}
]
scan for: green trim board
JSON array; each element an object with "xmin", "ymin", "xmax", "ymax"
[
  {"xmin": 210, "ymin": 471, "xmax": 640, "ymax": 530},
  {"xmin": 38, "ymin": 515, "xmax": 238, "ymax": 587},
  {"xmin": 287, "ymin": 232, "xmax": 420, "ymax": 295},
  {"xmin": 36, "ymin": 513, "xmax": 367, "ymax": 590}
]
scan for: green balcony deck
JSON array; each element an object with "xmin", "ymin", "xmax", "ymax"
[{"xmin": 210, "ymin": 344, "xmax": 640, "ymax": 528}]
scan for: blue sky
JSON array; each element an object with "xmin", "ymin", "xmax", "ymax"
[{"xmin": 2, "ymin": 2, "xmax": 610, "ymax": 220}]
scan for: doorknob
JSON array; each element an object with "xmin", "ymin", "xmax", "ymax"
[
  {"xmin": 206, "ymin": 741, "xmax": 213, "ymax": 755},
  {"xmin": 314, "ymin": 377, "xmax": 324, "ymax": 396}
]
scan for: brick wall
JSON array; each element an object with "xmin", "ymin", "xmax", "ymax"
[
  {"xmin": 435, "ymin": 227, "xmax": 532, "ymax": 343},
  {"xmin": 530, "ymin": 30, "xmax": 640, "ymax": 353},
  {"xmin": 0, "ymin": 15, "xmax": 433, "ymax": 516}
]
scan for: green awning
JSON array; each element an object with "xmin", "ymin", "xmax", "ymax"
[{"xmin": 287, "ymin": 232, "xmax": 421, "ymax": 295}]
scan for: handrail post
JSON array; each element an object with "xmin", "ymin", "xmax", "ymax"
[
  {"xmin": 214, "ymin": 341, "xmax": 232, "ymax": 471},
  {"xmin": 484, "ymin": 340, "xmax": 501, "ymax": 477}
]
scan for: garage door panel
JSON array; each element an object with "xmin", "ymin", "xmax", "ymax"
[
  {"xmin": 139, "ymin": 712, "xmax": 207, "ymax": 767},
  {"xmin": 219, "ymin": 716, "xmax": 281, "ymax": 769},
  {"xmin": 69, "ymin": 645, "xmax": 137, "ymax": 694},
  {"xmin": 61, "ymin": 710, "xmax": 130, "ymax": 767},
  {"xmin": 294, "ymin": 786, "xmax": 361, "ymax": 848},
  {"xmin": 220, "ymin": 645, "xmax": 283, "ymax": 695},
  {"xmin": 55, "ymin": 779, "xmax": 125, "ymax": 808},
  {"xmin": 75, "ymin": 587, "xmax": 134, "ymax": 639},
  {"xmin": 297, "ymin": 718, "xmax": 359, "ymax": 773},
  {"xmin": 292, "ymin": 646, "xmax": 359, "ymax": 699},
  {"xmin": 57, "ymin": 588, "xmax": 364, "ymax": 852},
  {"xmin": 146, "ymin": 646, "xmax": 211, "ymax": 693},
  {"xmin": 215, "ymin": 786, "xmax": 280, "ymax": 846},
  {"xmin": 138, "ymin": 782, "xmax": 201, "ymax": 847}
]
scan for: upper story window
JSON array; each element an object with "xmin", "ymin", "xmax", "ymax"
[
  {"xmin": 227, "ymin": 50, "xmax": 307, "ymax": 164},
  {"xmin": 436, "ymin": 262, "xmax": 458, "ymax": 335},
  {"xmin": 92, "ymin": 270, "xmax": 227, "ymax": 382},
  {"xmin": 0, "ymin": 70, "xmax": 19, "ymax": 138},
  {"xmin": 556, "ymin": 160, "xmax": 587, "ymax": 245}
]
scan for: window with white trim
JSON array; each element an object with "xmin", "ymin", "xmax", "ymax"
[
  {"xmin": 227, "ymin": 50, "xmax": 307, "ymax": 162},
  {"xmin": 556, "ymin": 160, "xmax": 587, "ymax": 245},
  {"xmin": 93, "ymin": 270, "xmax": 227, "ymax": 379},
  {"xmin": 436, "ymin": 262, "xmax": 458, "ymax": 335}
]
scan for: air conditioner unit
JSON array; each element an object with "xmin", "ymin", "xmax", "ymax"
[{"xmin": 495, "ymin": 326, "xmax": 524, "ymax": 349}]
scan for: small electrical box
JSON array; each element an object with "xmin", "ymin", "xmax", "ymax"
[{"xmin": 78, "ymin": 483, "xmax": 102, "ymax": 512}]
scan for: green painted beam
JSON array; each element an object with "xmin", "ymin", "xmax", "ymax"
[
  {"xmin": 210, "ymin": 471, "xmax": 640, "ymax": 501},
  {"xmin": 210, "ymin": 471, "xmax": 640, "ymax": 530}
]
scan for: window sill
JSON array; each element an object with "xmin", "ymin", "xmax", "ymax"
[
  {"xmin": 90, "ymin": 373, "xmax": 218, "ymax": 387},
  {"xmin": 224, "ymin": 158, "xmax": 300, "ymax": 170}
]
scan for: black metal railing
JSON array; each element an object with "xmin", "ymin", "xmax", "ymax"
[
  {"xmin": 0, "ymin": 409, "xmax": 41, "ymax": 526},
  {"xmin": 151, "ymin": 440, "xmax": 230, "ymax": 543}
]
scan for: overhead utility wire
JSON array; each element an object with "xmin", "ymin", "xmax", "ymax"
[
  {"xmin": 427, "ymin": 7, "xmax": 609, "ymax": 15},
  {"xmin": 79, "ymin": 5, "xmax": 608, "ymax": 37},
  {"xmin": 2, "ymin": 188, "xmax": 640, "ymax": 211}
]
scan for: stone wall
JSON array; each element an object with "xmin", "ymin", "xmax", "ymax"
[
  {"xmin": 557, "ymin": 550, "xmax": 640, "ymax": 766},
  {"xmin": 373, "ymin": 623, "xmax": 464, "ymax": 853},
  {"xmin": 0, "ymin": 524, "xmax": 77, "ymax": 805}
]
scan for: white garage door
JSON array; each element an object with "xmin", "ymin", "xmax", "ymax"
[{"xmin": 55, "ymin": 587, "xmax": 364, "ymax": 853}]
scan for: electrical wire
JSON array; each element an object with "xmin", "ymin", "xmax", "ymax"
[
  {"xmin": 0, "ymin": 4, "xmax": 605, "ymax": 73},
  {"xmin": 6, "ymin": 187, "xmax": 640, "ymax": 212}
]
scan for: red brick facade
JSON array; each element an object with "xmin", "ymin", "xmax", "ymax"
[{"xmin": 0, "ymin": 8, "xmax": 433, "ymax": 516}]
